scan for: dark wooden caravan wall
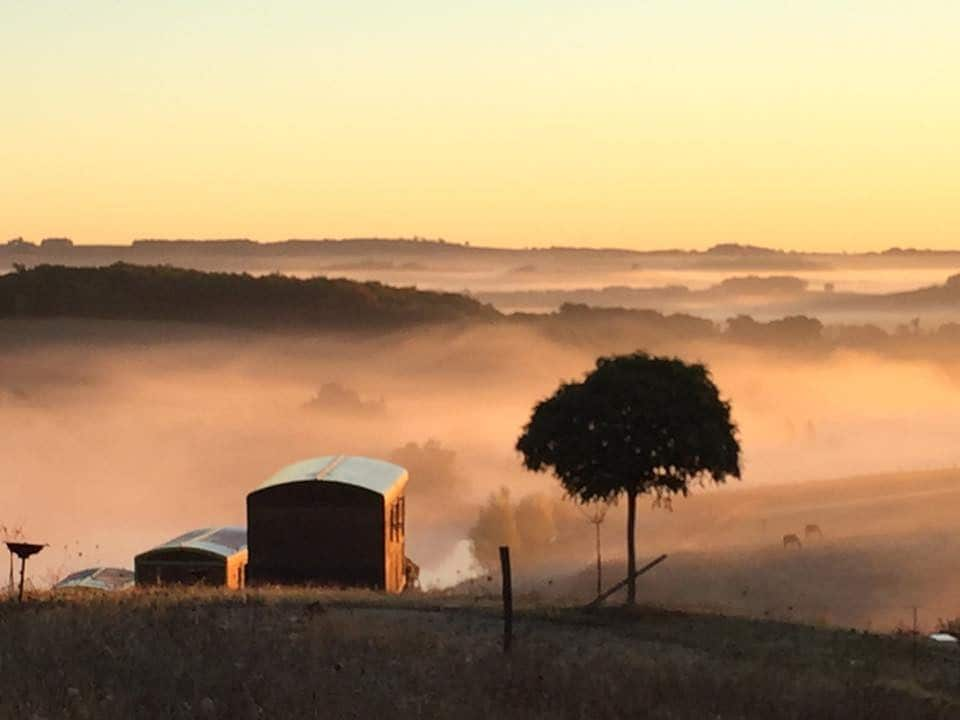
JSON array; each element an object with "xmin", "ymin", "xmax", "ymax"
[
  {"xmin": 248, "ymin": 480, "xmax": 405, "ymax": 590},
  {"xmin": 135, "ymin": 549, "xmax": 226, "ymax": 587}
]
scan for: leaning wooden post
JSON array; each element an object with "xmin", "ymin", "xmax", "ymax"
[
  {"xmin": 585, "ymin": 554, "xmax": 668, "ymax": 609},
  {"xmin": 499, "ymin": 546, "xmax": 513, "ymax": 653}
]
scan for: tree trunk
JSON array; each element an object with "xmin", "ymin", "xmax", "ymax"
[
  {"xmin": 626, "ymin": 487, "xmax": 637, "ymax": 605},
  {"xmin": 595, "ymin": 521, "xmax": 602, "ymax": 597}
]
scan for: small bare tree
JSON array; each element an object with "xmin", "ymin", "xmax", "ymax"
[{"xmin": 578, "ymin": 501, "xmax": 608, "ymax": 596}]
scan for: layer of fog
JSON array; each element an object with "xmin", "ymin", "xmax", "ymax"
[
  {"xmin": 295, "ymin": 265, "xmax": 960, "ymax": 328},
  {"xmin": 3, "ymin": 319, "xmax": 960, "ymax": 628},
  {"xmin": 304, "ymin": 266, "xmax": 960, "ymax": 297},
  {"xmin": 7, "ymin": 254, "xmax": 960, "ymax": 329}
]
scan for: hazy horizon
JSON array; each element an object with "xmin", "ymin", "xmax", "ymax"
[{"xmin": 8, "ymin": 236, "xmax": 960, "ymax": 254}]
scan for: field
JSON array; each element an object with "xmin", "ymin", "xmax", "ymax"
[
  {"xmin": 2, "ymin": 589, "xmax": 960, "ymax": 719},
  {"xmin": 475, "ymin": 468, "xmax": 960, "ymax": 634}
]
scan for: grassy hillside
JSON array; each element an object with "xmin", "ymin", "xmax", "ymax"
[
  {"xmin": 646, "ymin": 468, "xmax": 960, "ymax": 550},
  {"xmin": 449, "ymin": 468, "xmax": 960, "ymax": 632},
  {"xmin": 2, "ymin": 588, "xmax": 958, "ymax": 719},
  {"xmin": 534, "ymin": 469, "xmax": 960, "ymax": 632},
  {"xmin": 0, "ymin": 264, "xmax": 499, "ymax": 330}
]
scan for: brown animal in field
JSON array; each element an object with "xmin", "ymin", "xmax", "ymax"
[
  {"xmin": 782, "ymin": 534, "xmax": 802, "ymax": 549},
  {"xmin": 804, "ymin": 524, "xmax": 823, "ymax": 540}
]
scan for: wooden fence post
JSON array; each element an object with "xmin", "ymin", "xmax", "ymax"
[
  {"xmin": 912, "ymin": 606, "xmax": 919, "ymax": 674},
  {"xmin": 499, "ymin": 546, "xmax": 513, "ymax": 653}
]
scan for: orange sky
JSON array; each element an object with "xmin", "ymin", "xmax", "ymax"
[{"xmin": 2, "ymin": 2, "xmax": 958, "ymax": 251}]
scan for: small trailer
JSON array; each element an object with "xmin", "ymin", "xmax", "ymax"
[
  {"xmin": 135, "ymin": 527, "xmax": 247, "ymax": 589},
  {"xmin": 55, "ymin": 567, "xmax": 134, "ymax": 592}
]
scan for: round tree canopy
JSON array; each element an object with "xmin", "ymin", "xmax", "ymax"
[{"xmin": 517, "ymin": 352, "xmax": 740, "ymax": 503}]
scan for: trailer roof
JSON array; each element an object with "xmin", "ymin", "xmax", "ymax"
[
  {"xmin": 258, "ymin": 455, "xmax": 408, "ymax": 498},
  {"xmin": 144, "ymin": 526, "xmax": 248, "ymax": 559},
  {"xmin": 55, "ymin": 567, "xmax": 134, "ymax": 591}
]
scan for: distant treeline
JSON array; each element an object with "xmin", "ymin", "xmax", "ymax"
[
  {"xmin": 479, "ymin": 275, "xmax": 811, "ymax": 311},
  {"xmin": 7, "ymin": 237, "xmax": 960, "ymax": 271},
  {"xmin": 3, "ymin": 264, "xmax": 960, "ymax": 354},
  {"xmin": 532, "ymin": 303, "xmax": 960, "ymax": 357},
  {"xmin": 0, "ymin": 264, "xmax": 498, "ymax": 330},
  {"xmin": 483, "ymin": 274, "xmax": 960, "ymax": 316},
  {"xmin": 0, "ymin": 237, "xmax": 821, "ymax": 274},
  {"xmin": 2, "ymin": 236, "xmax": 476, "ymax": 259}
]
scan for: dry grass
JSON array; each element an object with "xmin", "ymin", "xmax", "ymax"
[
  {"xmin": 548, "ymin": 531, "xmax": 960, "ymax": 632},
  {"xmin": 1, "ymin": 588, "xmax": 960, "ymax": 719}
]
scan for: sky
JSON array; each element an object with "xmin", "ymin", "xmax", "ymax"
[{"xmin": 1, "ymin": 1, "xmax": 958, "ymax": 251}]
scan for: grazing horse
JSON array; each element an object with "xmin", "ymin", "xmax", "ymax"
[
  {"xmin": 782, "ymin": 534, "xmax": 802, "ymax": 549},
  {"xmin": 804, "ymin": 524, "xmax": 823, "ymax": 540}
]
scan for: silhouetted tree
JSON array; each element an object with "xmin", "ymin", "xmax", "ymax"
[
  {"xmin": 468, "ymin": 488, "xmax": 568, "ymax": 572},
  {"xmin": 303, "ymin": 382, "xmax": 384, "ymax": 416},
  {"xmin": 767, "ymin": 315, "xmax": 823, "ymax": 344},
  {"xmin": 389, "ymin": 439, "xmax": 466, "ymax": 504},
  {"xmin": 726, "ymin": 314, "xmax": 823, "ymax": 346},
  {"xmin": 391, "ymin": 440, "xmax": 474, "ymax": 567},
  {"xmin": 468, "ymin": 487, "xmax": 518, "ymax": 572},
  {"xmin": 516, "ymin": 352, "xmax": 740, "ymax": 604}
]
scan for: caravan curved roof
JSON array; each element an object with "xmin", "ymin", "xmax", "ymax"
[
  {"xmin": 55, "ymin": 567, "xmax": 134, "ymax": 591},
  {"xmin": 256, "ymin": 455, "xmax": 408, "ymax": 498},
  {"xmin": 140, "ymin": 526, "xmax": 248, "ymax": 559}
]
